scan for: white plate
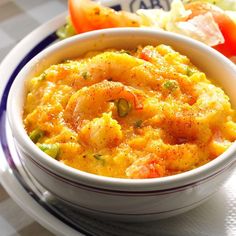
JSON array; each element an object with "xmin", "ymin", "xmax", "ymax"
[{"xmin": 0, "ymin": 1, "xmax": 236, "ymax": 235}]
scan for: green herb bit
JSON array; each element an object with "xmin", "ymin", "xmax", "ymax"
[
  {"xmin": 134, "ymin": 120, "xmax": 143, "ymax": 128},
  {"xmin": 61, "ymin": 59, "xmax": 72, "ymax": 64},
  {"xmin": 120, "ymin": 49, "xmax": 131, "ymax": 55},
  {"xmin": 29, "ymin": 129, "xmax": 44, "ymax": 143},
  {"xmin": 93, "ymin": 154, "xmax": 103, "ymax": 160},
  {"xmin": 163, "ymin": 80, "xmax": 178, "ymax": 91},
  {"xmin": 81, "ymin": 71, "xmax": 90, "ymax": 80},
  {"xmin": 93, "ymin": 154, "xmax": 105, "ymax": 165},
  {"xmin": 186, "ymin": 67, "xmax": 195, "ymax": 76},
  {"xmin": 38, "ymin": 72, "xmax": 47, "ymax": 81},
  {"xmin": 38, "ymin": 143, "xmax": 60, "ymax": 159},
  {"xmin": 117, "ymin": 98, "xmax": 131, "ymax": 117}
]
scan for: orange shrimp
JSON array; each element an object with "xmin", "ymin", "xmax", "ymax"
[
  {"xmin": 126, "ymin": 154, "xmax": 166, "ymax": 179},
  {"xmin": 65, "ymin": 80, "xmax": 143, "ymax": 129}
]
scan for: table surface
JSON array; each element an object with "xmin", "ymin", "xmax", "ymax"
[{"xmin": 0, "ymin": 1, "xmax": 236, "ymax": 236}]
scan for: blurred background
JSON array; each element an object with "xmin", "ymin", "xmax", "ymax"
[{"xmin": 0, "ymin": 0, "xmax": 66, "ymax": 62}]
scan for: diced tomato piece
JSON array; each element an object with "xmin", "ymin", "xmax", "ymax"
[
  {"xmin": 140, "ymin": 48, "xmax": 153, "ymax": 61},
  {"xmin": 69, "ymin": 0, "xmax": 142, "ymax": 34}
]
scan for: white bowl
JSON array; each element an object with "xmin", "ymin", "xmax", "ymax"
[{"xmin": 7, "ymin": 28, "xmax": 236, "ymax": 221}]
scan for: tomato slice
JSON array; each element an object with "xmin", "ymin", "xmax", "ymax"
[
  {"xmin": 213, "ymin": 14, "xmax": 236, "ymax": 57},
  {"xmin": 185, "ymin": 2, "xmax": 236, "ymax": 57},
  {"xmin": 69, "ymin": 0, "xmax": 142, "ymax": 34},
  {"xmin": 68, "ymin": 0, "xmax": 112, "ymax": 33}
]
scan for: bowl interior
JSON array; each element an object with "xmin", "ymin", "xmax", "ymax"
[{"xmin": 7, "ymin": 28, "xmax": 236, "ymax": 189}]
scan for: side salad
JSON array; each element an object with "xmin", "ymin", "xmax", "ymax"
[{"xmin": 57, "ymin": 0, "xmax": 236, "ymax": 61}]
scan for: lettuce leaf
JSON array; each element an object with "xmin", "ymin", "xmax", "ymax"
[
  {"xmin": 137, "ymin": 0, "xmax": 224, "ymax": 46},
  {"xmin": 183, "ymin": 0, "xmax": 236, "ymax": 11},
  {"xmin": 56, "ymin": 17, "xmax": 76, "ymax": 39}
]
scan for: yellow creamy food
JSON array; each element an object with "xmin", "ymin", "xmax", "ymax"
[{"xmin": 23, "ymin": 45, "xmax": 236, "ymax": 179}]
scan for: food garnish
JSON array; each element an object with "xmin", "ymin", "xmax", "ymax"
[
  {"xmin": 38, "ymin": 143, "xmax": 60, "ymax": 159},
  {"xmin": 57, "ymin": 0, "xmax": 236, "ymax": 61}
]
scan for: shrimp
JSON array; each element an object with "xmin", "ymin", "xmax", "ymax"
[
  {"xmin": 145, "ymin": 81, "xmax": 232, "ymax": 143},
  {"xmin": 82, "ymin": 51, "xmax": 163, "ymax": 89},
  {"xmin": 69, "ymin": 0, "xmax": 143, "ymax": 33},
  {"xmin": 64, "ymin": 80, "xmax": 143, "ymax": 129},
  {"xmin": 126, "ymin": 154, "xmax": 166, "ymax": 179},
  {"xmin": 79, "ymin": 112, "xmax": 123, "ymax": 149},
  {"xmin": 46, "ymin": 51, "xmax": 162, "ymax": 90}
]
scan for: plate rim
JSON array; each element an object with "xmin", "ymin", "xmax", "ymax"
[{"xmin": 1, "ymin": 2, "xmax": 236, "ymax": 235}]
